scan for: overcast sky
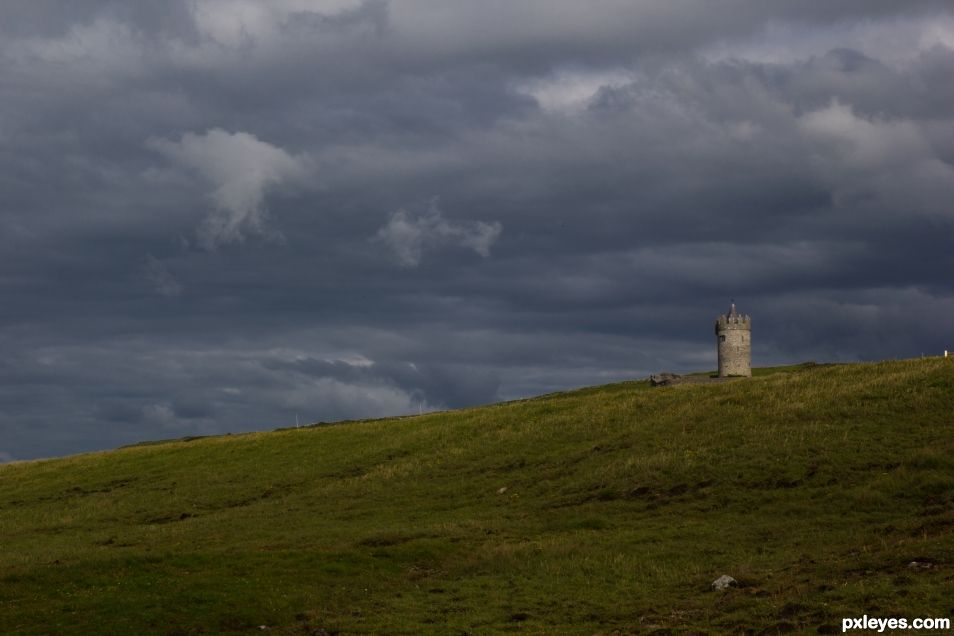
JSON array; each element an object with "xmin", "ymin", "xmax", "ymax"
[{"xmin": 2, "ymin": 1, "xmax": 953, "ymax": 461}]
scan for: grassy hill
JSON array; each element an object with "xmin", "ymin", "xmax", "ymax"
[{"xmin": 1, "ymin": 358, "xmax": 953, "ymax": 635}]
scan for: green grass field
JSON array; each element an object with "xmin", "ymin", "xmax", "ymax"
[{"xmin": 1, "ymin": 358, "xmax": 953, "ymax": 634}]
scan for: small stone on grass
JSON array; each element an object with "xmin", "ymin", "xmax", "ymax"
[{"xmin": 711, "ymin": 574, "xmax": 738, "ymax": 591}]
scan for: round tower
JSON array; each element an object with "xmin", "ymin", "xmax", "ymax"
[{"xmin": 715, "ymin": 302, "xmax": 751, "ymax": 377}]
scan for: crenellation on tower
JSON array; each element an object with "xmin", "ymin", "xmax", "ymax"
[
  {"xmin": 715, "ymin": 316, "xmax": 751, "ymax": 328},
  {"xmin": 715, "ymin": 302, "xmax": 751, "ymax": 377}
]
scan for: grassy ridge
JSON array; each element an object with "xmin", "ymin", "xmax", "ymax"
[{"xmin": 1, "ymin": 359, "xmax": 953, "ymax": 634}]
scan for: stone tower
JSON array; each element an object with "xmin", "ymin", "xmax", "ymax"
[{"xmin": 715, "ymin": 302, "xmax": 751, "ymax": 377}]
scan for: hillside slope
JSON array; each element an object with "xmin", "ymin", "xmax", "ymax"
[{"xmin": 1, "ymin": 359, "xmax": 953, "ymax": 634}]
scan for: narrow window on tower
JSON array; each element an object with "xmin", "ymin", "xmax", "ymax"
[{"xmin": 719, "ymin": 335, "xmax": 726, "ymax": 342}]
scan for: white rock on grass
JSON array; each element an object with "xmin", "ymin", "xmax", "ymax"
[{"xmin": 711, "ymin": 575, "xmax": 737, "ymax": 591}]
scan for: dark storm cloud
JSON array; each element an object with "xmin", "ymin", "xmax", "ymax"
[
  {"xmin": 1, "ymin": 1, "xmax": 953, "ymax": 461},
  {"xmin": 0, "ymin": 0, "xmax": 199, "ymax": 39}
]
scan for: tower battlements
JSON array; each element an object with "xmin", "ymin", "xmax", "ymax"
[{"xmin": 715, "ymin": 314, "xmax": 751, "ymax": 330}]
